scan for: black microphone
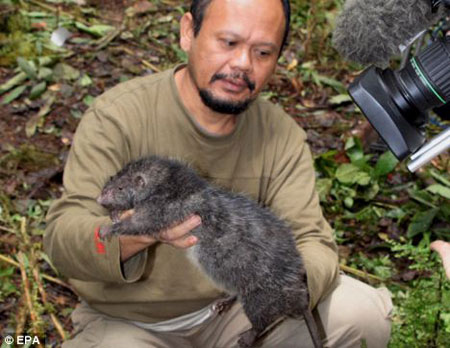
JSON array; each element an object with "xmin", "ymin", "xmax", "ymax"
[{"xmin": 332, "ymin": 0, "xmax": 446, "ymax": 67}]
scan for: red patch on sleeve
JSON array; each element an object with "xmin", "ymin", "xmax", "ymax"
[{"xmin": 94, "ymin": 226, "xmax": 106, "ymax": 254}]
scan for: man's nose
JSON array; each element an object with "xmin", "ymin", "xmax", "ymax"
[{"xmin": 230, "ymin": 47, "xmax": 253, "ymax": 72}]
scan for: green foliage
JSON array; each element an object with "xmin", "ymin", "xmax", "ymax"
[
  {"xmin": 315, "ymin": 137, "xmax": 448, "ymax": 240},
  {"xmin": 315, "ymin": 138, "xmax": 449, "ymax": 345},
  {"xmin": 0, "ymin": 10, "xmax": 35, "ymax": 66},
  {"xmin": 349, "ymin": 253, "xmax": 393, "ymax": 280},
  {"xmin": 389, "ymin": 236, "xmax": 450, "ymax": 347},
  {"xmin": 0, "ymin": 266, "xmax": 19, "ymax": 301},
  {"xmin": 315, "ymin": 137, "xmax": 393, "ymax": 212}
]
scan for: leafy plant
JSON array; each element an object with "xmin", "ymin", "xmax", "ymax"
[{"xmin": 388, "ymin": 235, "xmax": 450, "ymax": 347}]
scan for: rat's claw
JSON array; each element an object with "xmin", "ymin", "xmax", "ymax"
[{"xmin": 99, "ymin": 225, "xmax": 113, "ymax": 241}]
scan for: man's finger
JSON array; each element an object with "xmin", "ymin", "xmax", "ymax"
[
  {"xmin": 169, "ymin": 235, "xmax": 198, "ymax": 249},
  {"xmin": 160, "ymin": 215, "xmax": 201, "ymax": 241},
  {"xmin": 119, "ymin": 209, "xmax": 135, "ymax": 220},
  {"xmin": 431, "ymin": 240, "xmax": 450, "ymax": 279}
]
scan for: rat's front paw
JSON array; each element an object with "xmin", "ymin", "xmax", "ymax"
[{"xmin": 99, "ymin": 225, "xmax": 113, "ymax": 241}]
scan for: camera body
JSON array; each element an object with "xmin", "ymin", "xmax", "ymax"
[{"xmin": 349, "ymin": 36, "xmax": 450, "ymax": 171}]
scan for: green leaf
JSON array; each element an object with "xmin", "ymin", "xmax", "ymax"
[
  {"xmin": 407, "ymin": 208, "xmax": 439, "ymax": 238},
  {"xmin": 313, "ymin": 74, "xmax": 346, "ymax": 93},
  {"xmin": 29, "ymin": 81, "xmax": 47, "ymax": 99},
  {"xmin": 409, "ymin": 189, "xmax": 438, "ymax": 208},
  {"xmin": 24, "ymin": 11, "xmax": 49, "ymax": 18},
  {"xmin": 1, "ymin": 85, "xmax": 27, "ymax": 104},
  {"xmin": 336, "ymin": 163, "xmax": 358, "ymax": 184},
  {"xmin": 316, "ymin": 178, "xmax": 332, "ymax": 202},
  {"xmin": 363, "ymin": 182, "xmax": 379, "ymax": 200},
  {"xmin": 39, "ymin": 251, "xmax": 59, "ymax": 276},
  {"xmin": 336, "ymin": 163, "xmax": 371, "ymax": 186},
  {"xmin": 0, "ymin": 72, "xmax": 28, "ymax": 96},
  {"xmin": 345, "ymin": 137, "xmax": 364, "ymax": 163},
  {"xmin": 0, "ymin": 266, "xmax": 14, "ymax": 278},
  {"xmin": 75, "ymin": 22, "xmax": 115, "ymax": 37},
  {"xmin": 78, "ymin": 73, "xmax": 93, "ymax": 87},
  {"xmin": 344, "ymin": 196, "xmax": 354, "ymax": 208},
  {"xmin": 53, "ymin": 63, "xmax": 80, "ymax": 81},
  {"xmin": 17, "ymin": 57, "xmax": 37, "ymax": 80},
  {"xmin": 329, "ymin": 93, "xmax": 352, "ymax": 105},
  {"xmin": 374, "ymin": 151, "xmax": 398, "ymax": 177},
  {"xmin": 426, "ymin": 184, "xmax": 450, "ymax": 200},
  {"xmin": 37, "ymin": 67, "xmax": 53, "ymax": 81},
  {"xmin": 25, "ymin": 94, "xmax": 56, "ymax": 137},
  {"xmin": 430, "ymin": 170, "xmax": 450, "ymax": 188},
  {"xmin": 386, "ymin": 208, "xmax": 407, "ymax": 220},
  {"xmin": 83, "ymin": 95, "xmax": 95, "ymax": 106}
]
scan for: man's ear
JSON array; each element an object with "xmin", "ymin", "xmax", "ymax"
[
  {"xmin": 180, "ymin": 12, "xmax": 194, "ymax": 53},
  {"xmin": 134, "ymin": 174, "xmax": 146, "ymax": 188}
]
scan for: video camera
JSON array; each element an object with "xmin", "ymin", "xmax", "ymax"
[{"xmin": 337, "ymin": 0, "xmax": 450, "ymax": 171}]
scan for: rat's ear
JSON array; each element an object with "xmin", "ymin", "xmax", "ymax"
[{"xmin": 134, "ymin": 174, "xmax": 146, "ymax": 188}]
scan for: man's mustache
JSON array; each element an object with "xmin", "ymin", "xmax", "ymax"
[{"xmin": 210, "ymin": 73, "xmax": 256, "ymax": 92}]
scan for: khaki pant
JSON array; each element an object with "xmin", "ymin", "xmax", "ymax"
[{"xmin": 63, "ymin": 275, "xmax": 392, "ymax": 348}]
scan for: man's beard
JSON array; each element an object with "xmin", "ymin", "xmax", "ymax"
[
  {"xmin": 198, "ymin": 88, "xmax": 254, "ymax": 115},
  {"xmin": 189, "ymin": 68, "xmax": 256, "ymax": 115}
]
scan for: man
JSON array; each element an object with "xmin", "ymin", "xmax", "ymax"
[{"xmin": 44, "ymin": 0, "xmax": 393, "ymax": 347}]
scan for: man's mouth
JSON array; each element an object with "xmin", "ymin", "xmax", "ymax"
[
  {"xmin": 220, "ymin": 78, "xmax": 248, "ymax": 93},
  {"xmin": 211, "ymin": 73, "xmax": 256, "ymax": 92}
]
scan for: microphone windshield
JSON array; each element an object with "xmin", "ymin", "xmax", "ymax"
[{"xmin": 332, "ymin": 0, "xmax": 442, "ymax": 67}]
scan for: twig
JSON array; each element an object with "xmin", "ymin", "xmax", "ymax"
[
  {"xmin": 0, "ymin": 225, "xmax": 17, "ymax": 233},
  {"xmin": 141, "ymin": 59, "xmax": 161, "ymax": 73},
  {"xmin": 32, "ymin": 267, "xmax": 67, "ymax": 340},
  {"xmin": 340, "ymin": 264, "xmax": 384, "ymax": 282},
  {"xmin": 95, "ymin": 24, "xmax": 126, "ymax": 51},
  {"xmin": 42, "ymin": 273, "xmax": 71, "ymax": 289},
  {"xmin": 0, "ymin": 253, "xmax": 72, "ymax": 289},
  {"xmin": 20, "ymin": 217, "xmax": 30, "ymax": 246},
  {"xmin": 121, "ymin": 46, "xmax": 161, "ymax": 72},
  {"xmin": 339, "ymin": 264, "xmax": 408, "ymax": 290},
  {"xmin": 17, "ymin": 252, "xmax": 41, "ymax": 338},
  {"xmin": 15, "ymin": 295, "xmax": 27, "ymax": 336},
  {"xmin": 26, "ymin": 0, "xmax": 90, "ymax": 25},
  {"xmin": 0, "ymin": 253, "xmax": 19, "ymax": 267}
]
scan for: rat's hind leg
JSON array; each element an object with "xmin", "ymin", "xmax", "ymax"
[
  {"xmin": 213, "ymin": 295, "xmax": 237, "ymax": 315},
  {"xmin": 290, "ymin": 302, "xmax": 323, "ymax": 348},
  {"xmin": 237, "ymin": 296, "xmax": 283, "ymax": 348}
]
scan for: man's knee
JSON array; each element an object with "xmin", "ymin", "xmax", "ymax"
[{"xmin": 317, "ymin": 275, "xmax": 393, "ymax": 348}]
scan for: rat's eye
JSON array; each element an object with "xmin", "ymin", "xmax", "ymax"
[{"xmin": 118, "ymin": 187, "xmax": 123, "ymax": 191}]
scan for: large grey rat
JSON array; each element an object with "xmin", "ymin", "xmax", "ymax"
[{"xmin": 97, "ymin": 155, "xmax": 323, "ymax": 348}]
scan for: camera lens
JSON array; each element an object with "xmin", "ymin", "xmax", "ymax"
[{"xmin": 348, "ymin": 36, "xmax": 450, "ymax": 160}]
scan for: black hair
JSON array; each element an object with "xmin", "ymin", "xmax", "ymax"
[{"xmin": 189, "ymin": 0, "xmax": 291, "ymax": 54}]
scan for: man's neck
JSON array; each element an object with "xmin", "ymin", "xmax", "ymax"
[{"xmin": 174, "ymin": 67, "xmax": 237, "ymax": 136}]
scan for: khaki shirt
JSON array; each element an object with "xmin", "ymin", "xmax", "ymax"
[{"xmin": 44, "ymin": 66, "xmax": 339, "ymax": 323}]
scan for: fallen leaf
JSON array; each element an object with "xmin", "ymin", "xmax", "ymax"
[
  {"xmin": 31, "ymin": 22, "xmax": 48, "ymax": 30},
  {"xmin": 133, "ymin": 0, "xmax": 156, "ymax": 14}
]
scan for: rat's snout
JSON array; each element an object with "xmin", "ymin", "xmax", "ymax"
[
  {"xmin": 96, "ymin": 194, "xmax": 105, "ymax": 206},
  {"xmin": 97, "ymin": 191, "xmax": 112, "ymax": 207}
]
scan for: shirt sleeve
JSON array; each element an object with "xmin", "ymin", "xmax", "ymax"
[
  {"xmin": 44, "ymin": 104, "xmax": 148, "ymax": 283},
  {"xmin": 265, "ymin": 117, "xmax": 340, "ymax": 309}
]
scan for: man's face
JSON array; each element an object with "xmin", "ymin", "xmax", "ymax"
[{"xmin": 181, "ymin": 0, "xmax": 285, "ymax": 114}]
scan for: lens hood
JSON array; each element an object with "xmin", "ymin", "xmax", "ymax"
[{"xmin": 349, "ymin": 67, "xmax": 426, "ymax": 160}]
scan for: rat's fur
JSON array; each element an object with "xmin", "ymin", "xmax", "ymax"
[{"xmin": 98, "ymin": 156, "xmax": 322, "ymax": 348}]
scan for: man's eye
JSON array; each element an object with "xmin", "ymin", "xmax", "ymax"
[
  {"xmin": 257, "ymin": 50, "xmax": 271, "ymax": 58},
  {"xmin": 222, "ymin": 39, "xmax": 236, "ymax": 47}
]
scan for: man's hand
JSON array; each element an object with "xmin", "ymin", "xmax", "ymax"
[
  {"xmin": 117, "ymin": 212, "xmax": 201, "ymax": 262},
  {"xmin": 430, "ymin": 240, "xmax": 450, "ymax": 279}
]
